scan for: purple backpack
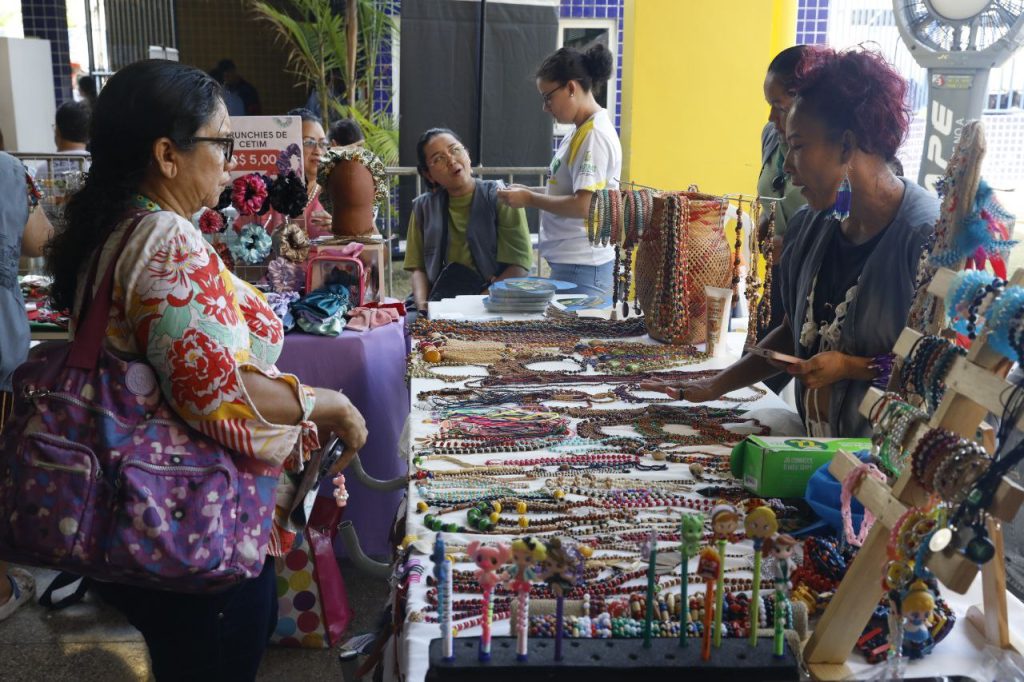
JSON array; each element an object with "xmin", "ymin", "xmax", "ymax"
[{"xmin": 0, "ymin": 213, "xmax": 281, "ymax": 593}]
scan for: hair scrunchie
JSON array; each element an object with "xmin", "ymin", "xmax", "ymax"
[
  {"xmin": 279, "ymin": 222, "xmax": 312, "ymax": 263},
  {"xmin": 227, "ymin": 222, "xmax": 272, "ymax": 264},
  {"xmin": 231, "ymin": 173, "xmax": 269, "ymax": 216}
]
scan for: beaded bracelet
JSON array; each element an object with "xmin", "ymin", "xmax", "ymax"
[
  {"xmin": 587, "ymin": 190, "xmax": 601, "ymax": 245},
  {"xmin": 910, "ymin": 428, "xmax": 960, "ymax": 491},
  {"xmin": 966, "ymin": 277, "xmax": 1006, "ymax": 340},
  {"xmin": 598, "ymin": 189, "xmax": 612, "ymax": 246},
  {"xmin": 926, "ymin": 343, "xmax": 966, "ymax": 412},
  {"xmin": 609, "ymin": 189, "xmax": 622, "ymax": 245},
  {"xmin": 841, "ymin": 463, "xmax": 888, "ymax": 546}
]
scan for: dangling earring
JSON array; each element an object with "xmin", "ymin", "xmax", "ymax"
[{"xmin": 831, "ymin": 171, "xmax": 852, "ymax": 221}]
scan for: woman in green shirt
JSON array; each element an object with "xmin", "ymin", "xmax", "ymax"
[
  {"xmin": 756, "ymin": 46, "xmax": 808, "ymax": 392},
  {"xmin": 405, "ymin": 128, "xmax": 532, "ymax": 314},
  {"xmin": 758, "ymin": 45, "xmax": 809, "ymax": 257}
]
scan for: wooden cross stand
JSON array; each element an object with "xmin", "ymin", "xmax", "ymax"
[{"xmin": 802, "ymin": 267, "xmax": 1024, "ymax": 681}]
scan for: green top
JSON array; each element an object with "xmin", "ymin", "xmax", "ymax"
[
  {"xmin": 756, "ymin": 138, "xmax": 805, "ymax": 237},
  {"xmin": 404, "ymin": 185, "xmax": 533, "ymax": 279}
]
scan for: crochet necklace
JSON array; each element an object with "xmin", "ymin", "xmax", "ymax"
[
  {"xmin": 798, "ymin": 218, "xmax": 860, "ymax": 438},
  {"xmin": 798, "ymin": 219, "xmax": 859, "ymax": 353},
  {"xmin": 799, "ymin": 275, "xmax": 858, "ymax": 352}
]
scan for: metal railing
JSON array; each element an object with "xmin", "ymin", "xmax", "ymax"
[
  {"xmin": 12, "ymin": 153, "xmax": 91, "ymax": 277},
  {"xmin": 8, "ymin": 153, "xmax": 551, "ymax": 295},
  {"xmin": 378, "ymin": 165, "xmax": 549, "ymax": 294}
]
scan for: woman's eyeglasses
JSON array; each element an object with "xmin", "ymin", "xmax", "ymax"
[
  {"xmin": 429, "ymin": 144, "xmax": 467, "ymax": 168},
  {"xmin": 187, "ymin": 136, "xmax": 234, "ymax": 162},
  {"xmin": 303, "ymin": 137, "xmax": 331, "ymax": 151},
  {"xmin": 541, "ymin": 83, "xmax": 566, "ymax": 107}
]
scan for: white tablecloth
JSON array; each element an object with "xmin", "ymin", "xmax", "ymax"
[{"xmin": 388, "ymin": 297, "xmax": 1024, "ymax": 682}]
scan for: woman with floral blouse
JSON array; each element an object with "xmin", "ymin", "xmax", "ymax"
[{"xmin": 45, "ymin": 59, "xmax": 367, "ymax": 680}]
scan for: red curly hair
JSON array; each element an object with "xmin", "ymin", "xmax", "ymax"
[{"xmin": 792, "ymin": 45, "xmax": 910, "ymax": 160}]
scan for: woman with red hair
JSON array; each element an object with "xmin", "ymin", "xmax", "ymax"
[{"xmin": 645, "ymin": 47, "xmax": 938, "ymax": 437}]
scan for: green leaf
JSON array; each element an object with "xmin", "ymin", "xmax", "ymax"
[{"xmin": 245, "ymin": 0, "xmax": 398, "ymax": 147}]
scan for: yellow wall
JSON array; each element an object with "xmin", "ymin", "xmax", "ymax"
[{"xmin": 620, "ymin": 0, "xmax": 797, "ymax": 196}]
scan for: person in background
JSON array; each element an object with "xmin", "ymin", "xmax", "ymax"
[
  {"xmin": 35, "ymin": 101, "xmax": 92, "ymax": 179},
  {"xmin": 32, "ymin": 101, "xmax": 93, "ymax": 224},
  {"xmin": 644, "ymin": 47, "xmax": 938, "ymax": 438},
  {"xmin": 305, "ymin": 73, "xmax": 346, "ymax": 122},
  {"xmin": 209, "ymin": 66, "xmax": 246, "ymax": 116},
  {"xmin": 0, "ymin": 151, "xmax": 55, "ymax": 622},
  {"xmin": 497, "ymin": 44, "xmax": 620, "ymax": 302},
  {"xmin": 216, "ymin": 58, "xmax": 262, "ymax": 115},
  {"xmin": 77, "ymin": 74, "xmax": 98, "ymax": 108},
  {"xmin": 406, "ymin": 128, "xmax": 532, "ymax": 315},
  {"xmin": 46, "ymin": 59, "xmax": 366, "ymax": 677},
  {"xmin": 287, "ymin": 108, "xmax": 333, "ymax": 238},
  {"xmin": 755, "ymin": 45, "xmax": 809, "ymax": 393},
  {"xmin": 329, "ymin": 118, "xmax": 365, "ymax": 148}
]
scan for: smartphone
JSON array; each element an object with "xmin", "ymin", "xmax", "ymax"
[{"xmin": 744, "ymin": 345, "xmax": 802, "ymax": 365}]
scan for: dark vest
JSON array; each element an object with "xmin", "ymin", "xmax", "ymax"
[{"xmin": 412, "ymin": 180, "xmax": 502, "ymax": 283}]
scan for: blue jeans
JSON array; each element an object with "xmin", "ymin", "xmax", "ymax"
[{"xmin": 546, "ymin": 261, "xmax": 614, "ymax": 304}]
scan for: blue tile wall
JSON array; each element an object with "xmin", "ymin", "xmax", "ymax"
[
  {"xmin": 559, "ymin": 0, "xmax": 624, "ymax": 133},
  {"xmin": 796, "ymin": 0, "xmax": 830, "ymax": 45},
  {"xmin": 373, "ymin": 0, "xmax": 400, "ymax": 116},
  {"xmin": 21, "ymin": 0, "xmax": 73, "ymax": 106}
]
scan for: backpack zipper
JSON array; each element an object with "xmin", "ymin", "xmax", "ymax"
[{"xmin": 27, "ymin": 433, "xmax": 100, "ymax": 478}]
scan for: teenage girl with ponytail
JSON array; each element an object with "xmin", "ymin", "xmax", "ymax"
[{"xmin": 498, "ymin": 43, "xmax": 621, "ymax": 301}]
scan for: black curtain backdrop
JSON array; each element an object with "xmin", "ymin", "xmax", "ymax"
[{"xmin": 398, "ymin": 0, "xmax": 558, "ymax": 238}]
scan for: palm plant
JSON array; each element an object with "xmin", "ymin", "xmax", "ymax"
[{"xmin": 248, "ymin": 0, "xmax": 398, "ymax": 165}]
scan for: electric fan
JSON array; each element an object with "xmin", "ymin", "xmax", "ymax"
[{"xmin": 894, "ymin": 0, "xmax": 1024, "ymax": 187}]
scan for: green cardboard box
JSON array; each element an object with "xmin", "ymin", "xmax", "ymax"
[{"xmin": 729, "ymin": 436, "xmax": 871, "ymax": 498}]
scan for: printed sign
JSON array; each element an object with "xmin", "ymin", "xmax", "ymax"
[{"xmin": 228, "ymin": 115, "xmax": 304, "ymax": 178}]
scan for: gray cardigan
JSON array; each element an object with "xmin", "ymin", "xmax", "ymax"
[
  {"xmin": 411, "ymin": 180, "xmax": 503, "ymax": 283},
  {"xmin": 780, "ymin": 179, "xmax": 939, "ymax": 436}
]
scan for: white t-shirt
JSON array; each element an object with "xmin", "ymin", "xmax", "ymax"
[{"xmin": 539, "ymin": 109, "xmax": 621, "ymax": 265}]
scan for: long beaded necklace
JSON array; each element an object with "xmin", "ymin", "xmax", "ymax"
[
  {"xmin": 412, "ymin": 315, "xmax": 648, "ymax": 343},
  {"xmin": 569, "ymin": 405, "xmax": 763, "ymax": 447},
  {"xmin": 419, "ymin": 387, "xmax": 619, "ymax": 412},
  {"xmin": 731, "ymin": 201, "xmax": 744, "ymax": 299},
  {"xmin": 755, "ymin": 204, "xmax": 776, "ymax": 338},
  {"xmin": 744, "ymin": 200, "xmax": 764, "ymax": 347},
  {"xmin": 566, "ymin": 340, "xmax": 708, "ymax": 372}
]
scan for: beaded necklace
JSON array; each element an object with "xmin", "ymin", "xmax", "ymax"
[
  {"xmin": 570, "ymin": 405, "xmax": 763, "ymax": 447},
  {"xmin": 412, "ymin": 315, "xmax": 648, "ymax": 343}
]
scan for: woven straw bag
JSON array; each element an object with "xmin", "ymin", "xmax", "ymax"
[{"xmin": 636, "ymin": 191, "xmax": 731, "ymax": 344}]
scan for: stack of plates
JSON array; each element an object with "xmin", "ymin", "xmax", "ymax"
[{"xmin": 484, "ymin": 277, "xmax": 572, "ymax": 313}]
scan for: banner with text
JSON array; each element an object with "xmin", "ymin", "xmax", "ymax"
[{"xmin": 229, "ymin": 115, "xmax": 303, "ymax": 179}]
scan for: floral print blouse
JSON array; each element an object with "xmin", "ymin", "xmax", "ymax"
[{"xmin": 78, "ymin": 203, "xmax": 318, "ymax": 555}]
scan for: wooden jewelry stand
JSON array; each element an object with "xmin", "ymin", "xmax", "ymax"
[{"xmin": 802, "ymin": 267, "xmax": 1024, "ymax": 681}]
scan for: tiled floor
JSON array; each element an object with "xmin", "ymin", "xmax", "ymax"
[{"xmin": 0, "ymin": 560, "xmax": 389, "ymax": 681}]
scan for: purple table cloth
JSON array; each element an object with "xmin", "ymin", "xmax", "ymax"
[{"xmin": 276, "ymin": 321, "xmax": 409, "ymax": 558}]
